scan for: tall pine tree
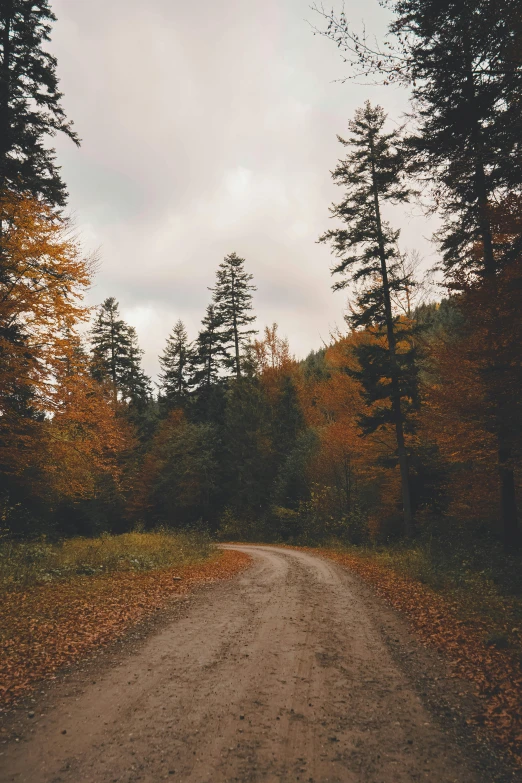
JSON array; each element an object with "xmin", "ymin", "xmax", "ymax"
[
  {"xmin": 314, "ymin": 0, "xmax": 522, "ymax": 548},
  {"xmin": 121, "ymin": 326, "xmax": 152, "ymax": 408},
  {"xmin": 0, "ymin": 1, "xmax": 79, "ymax": 205},
  {"xmin": 314, "ymin": 0, "xmax": 522, "ymax": 271},
  {"xmin": 90, "ymin": 297, "xmax": 150, "ymax": 406},
  {"xmin": 190, "ymin": 304, "xmax": 225, "ymax": 391},
  {"xmin": 320, "ymin": 102, "xmax": 417, "ymax": 537},
  {"xmin": 390, "ymin": 0, "xmax": 522, "ymax": 275},
  {"xmin": 390, "ymin": 0, "xmax": 522, "ymax": 548},
  {"xmin": 211, "ymin": 252, "xmax": 256, "ymax": 378},
  {"xmin": 189, "ymin": 304, "xmax": 228, "ymax": 424},
  {"xmin": 158, "ymin": 320, "xmax": 192, "ymax": 406}
]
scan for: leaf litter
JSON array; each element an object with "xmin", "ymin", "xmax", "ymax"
[
  {"xmin": 319, "ymin": 548, "xmax": 522, "ymax": 768},
  {"xmin": 0, "ymin": 549, "xmax": 250, "ymax": 710}
]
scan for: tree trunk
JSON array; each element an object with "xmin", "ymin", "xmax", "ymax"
[
  {"xmin": 110, "ymin": 316, "xmax": 117, "ymax": 404},
  {"xmin": 231, "ymin": 271, "xmax": 241, "ymax": 378},
  {"xmin": 370, "ymin": 137, "xmax": 414, "ymax": 537},
  {"xmin": 207, "ymin": 331, "xmax": 213, "ymax": 388},
  {"xmin": 464, "ymin": 51, "xmax": 519, "ymax": 550},
  {"xmin": 463, "ymin": 50, "xmax": 496, "ymax": 276},
  {"xmin": 0, "ymin": 3, "xmax": 13, "ymax": 258},
  {"xmin": 0, "ymin": 2, "xmax": 13, "ymax": 197},
  {"xmin": 178, "ymin": 345, "xmax": 183, "ymax": 396}
]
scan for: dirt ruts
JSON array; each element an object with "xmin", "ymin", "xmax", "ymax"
[{"xmin": 0, "ymin": 545, "xmax": 514, "ymax": 782}]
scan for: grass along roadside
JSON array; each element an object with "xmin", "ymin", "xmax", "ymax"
[
  {"xmin": 0, "ymin": 530, "xmax": 213, "ymax": 588},
  {"xmin": 315, "ymin": 544, "xmax": 522, "ymax": 768},
  {"xmin": 0, "ymin": 533, "xmax": 251, "ymax": 711}
]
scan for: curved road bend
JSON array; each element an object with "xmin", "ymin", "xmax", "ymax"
[{"xmin": 2, "ymin": 545, "xmax": 494, "ymax": 782}]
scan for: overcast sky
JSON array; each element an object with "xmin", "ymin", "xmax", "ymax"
[{"xmin": 50, "ymin": 0, "xmax": 437, "ymax": 379}]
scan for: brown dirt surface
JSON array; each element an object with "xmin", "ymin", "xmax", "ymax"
[
  {"xmin": 315, "ymin": 547, "xmax": 522, "ymax": 769},
  {"xmin": 0, "ymin": 549, "xmax": 250, "ymax": 710},
  {"xmin": 0, "ymin": 545, "xmax": 518, "ymax": 782}
]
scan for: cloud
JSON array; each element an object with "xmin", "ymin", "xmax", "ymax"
[{"xmin": 50, "ymin": 0, "xmax": 438, "ymax": 379}]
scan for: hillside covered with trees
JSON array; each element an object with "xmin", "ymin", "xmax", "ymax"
[{"xmin": 0, "ymin": 0, "xmax": 520, "ymax": 565}]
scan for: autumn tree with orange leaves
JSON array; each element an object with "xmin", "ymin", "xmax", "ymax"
[
  {"xmin": 420, "ymin": 212, "xmax": 522, "ymax": 547},
  {"xmin": 0, "ymin": 194, "xmax": 128, "ymax": 535}
]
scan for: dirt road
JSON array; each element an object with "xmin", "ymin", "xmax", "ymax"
[{"xmin": 0, "ymin": 546, "xmax": 508, "ymax": 782}]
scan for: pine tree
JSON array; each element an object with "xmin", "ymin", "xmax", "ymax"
[
  {"xmin": 314, "ymin": 0, "xmax": 522, "ymax": 270},
  {"xmin": 211, "ymin": 252, "xmax": 256, "ymax": 378},
  {"xmin": 190, "ymin": 304, "xmax": 226, "ymax": 390},
  {"xmin": 121, "ymin": 326, "xmax": 152, "ymax": 408},
  {"xmin": 389, "ymin": 0, "xmax": 522, "ymax": 276},
  {"xmin": 91, "ymin": 298, "xmax": 130, "ymax": 391},
  {"xmin": 314, "ymin": 0, "xmax": 522, "ymax": 547},
  {"xmin": 319, "ymin": 102, "xmax": 417, "ymax": 536},
  {"xmin": 271, "ymin": 375, "xmax": 305, "ymax": 465},
  {"xmin": 390, "ymin": 0, "xmax": 522, "ymax": 548},
  {"xmin": 0, "ymin": 1, "xmax": 79, "ymax": 205},
  {"xmin": 158, "ymin": 320, "xmax": 192, "ymax": 406},
  {"xmin": 147, "ymin": 416, "xmax": 219, "ymax": 528},
  {"xmin": 90, "ymin": 298, "xmax": 150, "ymax": 406},
  {"xmin": 222, "ymin": 376, "xmax": 273, "ymax": 515}
]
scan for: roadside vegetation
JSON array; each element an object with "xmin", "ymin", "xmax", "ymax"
[
  {"xmin": 317, "ymin": 540, "xmax": 522, "ymax": 768},
  {"xmin": 322, "ymin": 537, "xmax": 522, "ymax": 651},
  {"xmin": 0, "ymin": 533, "xmax": 248, "ymax": 710},
  {"xmin": 0, "ymin": 530, "xmax": 212, "ymax": 590}
]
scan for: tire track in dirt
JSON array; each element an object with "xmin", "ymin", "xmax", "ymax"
[{"xmin": 0, "ymin": 545, "xmax": 509, "ymax": 782}]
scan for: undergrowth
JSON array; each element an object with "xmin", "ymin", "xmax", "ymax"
[
  {"xmin": 325, "ymin": 536, "xmax": 522, "ymax": 651},
  {"xmin": 0, "ymin": 530, "xmax": 213, "ymax": 590}
]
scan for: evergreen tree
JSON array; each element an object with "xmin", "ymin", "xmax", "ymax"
[
  {"xmin": 158, "ymin": 320, "xmax": 192, "ymax": 406},
  {"xmin": 314, "ymin": 0, "xmax": 522, "ymax": 269},
  {"xmin": 90, "ymin": 298, "xmax": 151, "ymax": 405},
  {"xmin": 190, "ymin": 304, "xmax": 226, "ymax": 390},
  {"xmin": 149, "ymin": 419, "xmax": 219, "ymax": 528},
  {"xmin": 389, "ymin": 0, "xmax": 522, "ymax": 548},
  {"xmin": 211, "ymin": 252, "xmax": 256, "ymax": 378},
  {"xmin": 121, "ymin": 326, "xmax": 152, "ymax": 408},
  {"xmin": 91, "ymin": 298, "xmax": 130, "ymax": 392},
  {"xmin": 0, "ymin": 1, "xmax": 79, "ymax": 205},
  {"xmin": 314, "ymin": 0, "xmax": 522, "ymax": 548},
  {"xmin": 271, "ymin": 375, "xmax": 304, "ymax": 465},
  {"xmin": 222, "ymin": 376, "xmax": 273, "ymax": 515},
  {"xmin": 389, "ymin": 0, "xmax": 522, "ymax": 276},
  {"xmin": 320, "ymin": 102, "xmax": 417, "ymax": 536}
]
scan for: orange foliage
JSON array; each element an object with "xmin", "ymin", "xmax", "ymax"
[
  {"xmin": 0, "ymin": 549, "xmax": 251, "ymax": 709},
  {"xmin": 421, "ymin": 257, "xmax": 522, "ymax": 526},
  {"xmin": 0, "ymin": 192, "xmax": 129, "ymax": 506},
  {"xmin": 0, "ymin": 193, "xmax": 92, "ymax": 476},
  {"xmin": 253, "ymin": 323, "xmax": 296, "ymax": 402},
  {"xmin": 297, "ymin": 332, "xmax": 402, "ymax": 528},
  {"xmin": 0, "ymin": 193, "xmax": 91, "ymax": 410},
  {"xmin": 38, "ymin": 345, "xmax": 132, "ymax": 500}
]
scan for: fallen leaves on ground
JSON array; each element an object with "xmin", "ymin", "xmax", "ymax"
[
  {"xmin": 318, "ymin": 548, "xmax": 522, "ymax": 767},
  {"xmin": 0, "ymin": 549, "xmax": 250, "ymax": 711}
]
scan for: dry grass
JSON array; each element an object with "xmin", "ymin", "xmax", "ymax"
[{"xmin": 0, "ymin": 530, "xmax": 212, "ymax": 590}]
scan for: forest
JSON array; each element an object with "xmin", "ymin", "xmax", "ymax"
[
  {"xmin": 0, "ymin": 0, "xmax": 521, "ymax": 568},
  {"xmin": 1, "ymin": 1, "xmax": 522, "ymax": 774}
]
